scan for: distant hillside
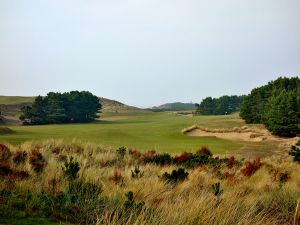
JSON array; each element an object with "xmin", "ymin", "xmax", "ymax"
[
  {"xmin": 0, "ymin": 96, "xmax": 35, "ymax": 105},
  {"xmin": 0, "ymin": 95, "xmax": 143, "ymax": 125},
  {"xmin": 151, "ymin": 102, "xmax": 196, "ymax": 111},
  {"xmin": 99, "ymin": 97, "xmax": 143, "ymax": 113}
]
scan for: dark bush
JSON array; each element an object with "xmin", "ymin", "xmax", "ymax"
[
  {"xmin": 143, "ymin": 152, "xmax": 173, "ymax": 166},
  {"xmin": 162, "ymin": 168, "xmax": 189, "ymax": 183},
  {"xmin": 216, "ymin": 170, "xmax": 225, "ymax": 180},
  {"xmin": 62, "ymin": 156, "xmax": 80, "ymax": 180},
  {"xmin": 289, "ymin": 143, "xmax": 300, "ymax": 163},
  {"xmin": 0, "ymin": 161, "xmax": 13, "ymax": 176},
  {"xmin": 131, "ymin": 165, "xmax": 144, "ymax": 179},
  {"xmin": 29, "ymin": 149, "xmax": 46, "ymax": 173},
  {"xmin": 212, "ymin": 182, "xmax": 223, "ymax": 197},
  {"xmin": 67, "ymin": 179, "xmax": 102, "ymax": 201},
  {"xmin": 116, "ymin": 146, "xmax": 127, "ymax": 159},
  {"xmin": 124, "ymin": 191, "xmax": 145, "ymax": 213},
  {"xmin": 196, "ymin": 146, "xmax": 213, "ymax": 157},
  {"xmin": 240, "ymin": 158, "xmax": 262, "ymax": 177},
  {"xmin": 38, "ymin": 179, "xmax": 104, "ymax": 224},
  {"xmin": 208, "ymin": 157, "xmax": 227, "ymax": 168},
  {"xmin": 12, "ymin": 150, "xmax": 28, "ymax": 165},
  {"xmin": 183, "ymin": 154, "xmax": 210, "ymax": 168}
]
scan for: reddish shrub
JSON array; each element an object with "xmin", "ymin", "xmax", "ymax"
[
  {"xmin": 173, "ymin": 152, "xmax": 192, "ymax": 164},
  {"xmin": 226, "ymin": 156, "xmax": 235, "ymax": 169},
  {"xmin": 44, "ymin": 177, "xmax": 63, "ymax": 196},
  {"xmin": 272, "ymin": 170, "xmax": 290, "ymax": 183},
  {"xmin": 196, "ymin": 147, "xmax": 213, "ymax": 157},
  {"xmin": 29, "ymin": 149, "xmax": 46, "ymax": 173},
  {"xmin": 0, "ymin": 144, "xmax": 12, "ymax": 162},
  {"xmin": 129, "ymin": 149, "xmax": 142, "ymax": 159},
  {"xmin": 240, "ymin": 158, "xmax": 262, "ymax": 177},
  {"xmin": 12, "ymin": 150, "xmax": 28, "ymax": 165},
  {"xmin": 223, "ymin": 171, "xmax": 235, "ymax": 179},
  {"xmin": 109, "ymin": 169, "xmax": 123, "ymax": 184}
]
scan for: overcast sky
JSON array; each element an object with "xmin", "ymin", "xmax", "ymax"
[{"xmin": 0, "ymin": 0, "xmax": 299, "ymax": 107}]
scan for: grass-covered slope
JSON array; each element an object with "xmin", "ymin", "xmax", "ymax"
[
  {"xmin": 100, "ymin": 97, "xmax": 143, "ymax": 113},
  {"xmin": 151, "ymin": 102, "xmax": 196, "ymax": 111},
  {"xmin": 0, "ymin": 96, "xmax": 35, "ymax": 105}
]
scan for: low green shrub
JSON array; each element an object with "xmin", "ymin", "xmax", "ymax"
[
  {"xmin": 212, "ymin": 182, "xmax": 223, "ymax": 197},
  {"xmin": 124, "ymin": 191, "xmax": 145, "ymax": 213},
  {"xmin": 143, "ymin": 153, "xmax": 173, "ymax": 166},
  {"xmin": 62, "ymin": 156, "xmax": 80, "ymax": 180},
  {"xmin": 116, "ymin": 146, "xmax": 127, "ymax": 159},
  {"xmin": 131, "ymin": 166, "xmax": 144, "ymax": 179},
  {"xmin": 289, "ymin": 142, "xmax": 300, "ymax": 163}
]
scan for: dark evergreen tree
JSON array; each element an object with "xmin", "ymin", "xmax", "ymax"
[
  {"xmin": 196, "ymin": 95, "xmax": 244, "ymax": 115},
  {"xmin": 20, "ymin": 91, "xmax": 101, "ymax": 125},
  {"xmin": 240, "ymin": 77, "xmax": 300, "ymax": 137}
]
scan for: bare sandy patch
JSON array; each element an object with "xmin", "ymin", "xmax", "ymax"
[
  {"xmin": 183, "ymin": 125, "xmax": 299, "ymax": 158},
  {"xmin": 186, "ymin": 129, "xmax": 264, "ymax": 142}
]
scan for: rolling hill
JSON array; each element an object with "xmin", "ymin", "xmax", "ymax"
[{"xmin": 151, "ymin": 102, "xmax": 196, "ymax": 111}]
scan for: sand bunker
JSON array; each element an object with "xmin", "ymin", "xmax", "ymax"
[
  {"xmin": 186, "ymin": 129, "xmax": 265, "ymax": 142},
  {"xmin": 183, "ymin": 125, "xmax": 271, "ymax": 142}
]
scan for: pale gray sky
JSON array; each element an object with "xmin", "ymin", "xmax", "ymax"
[{"xmin": 0, "ymin": 0, "xmax": 299, "ymax": 107}]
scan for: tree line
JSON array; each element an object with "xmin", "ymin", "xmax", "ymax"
[
  {"xmin": 240, "ymin": 77, "xmax": 300, "ymax": 137},
  {"xmin": 20, "ymin": 91, "xmax": 101, "ymax": 125},
  {"xmin": 195, "ymin": 95, "xmax": 245, "ymax": 115}
]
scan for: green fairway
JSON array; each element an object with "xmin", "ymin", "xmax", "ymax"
[{"xmin": 0, "ymin": 112, "xmax": 266, "ymax": 153}]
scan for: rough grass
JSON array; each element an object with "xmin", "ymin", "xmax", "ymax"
[
  {"xmin": 0, "ymin": 126, "xmax": 15, "ymax": 134},
  {"xmin": 0, "ymin": 112, "xmax": 271, "ymax": 154},
  {"xmin": 0, "ymin": 140, "xmax": 299, "ymax": 225}
]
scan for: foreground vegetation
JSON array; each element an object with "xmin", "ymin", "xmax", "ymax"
[
  {"xmin": 0, "ymin": 140, "xmax": 299, "ymax": 225},
  {"xmin": 0, "ymin": 112, "xmax": 274, "ymax": 154}
]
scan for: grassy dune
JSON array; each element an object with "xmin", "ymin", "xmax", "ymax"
[
  {"xmin": 0, "ymin": 140, "xmax": 299, "ymax": 225},
  {"xmin": 0, "ymin": 112, "xmax": 272, "ymax": 154},
  {"xmin": 0, "ymin": 96, "xmax": 35, "ymax": 105}
]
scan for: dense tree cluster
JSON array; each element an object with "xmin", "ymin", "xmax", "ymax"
[
  {"xmin": 20, "ymin": 91, "xmax": 101, "ymax": 125},
  {"xmin": 195, "ymin": 95, "xmax": 245, "ymax": 115},
  {"xmin": 240, "ymin": 77, "xmax": 300, "ymax": 137}
]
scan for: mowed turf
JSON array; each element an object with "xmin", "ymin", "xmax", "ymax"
[{"xmin": 0, "ymin": 112, "xmax": 267, "ymax": 153}]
